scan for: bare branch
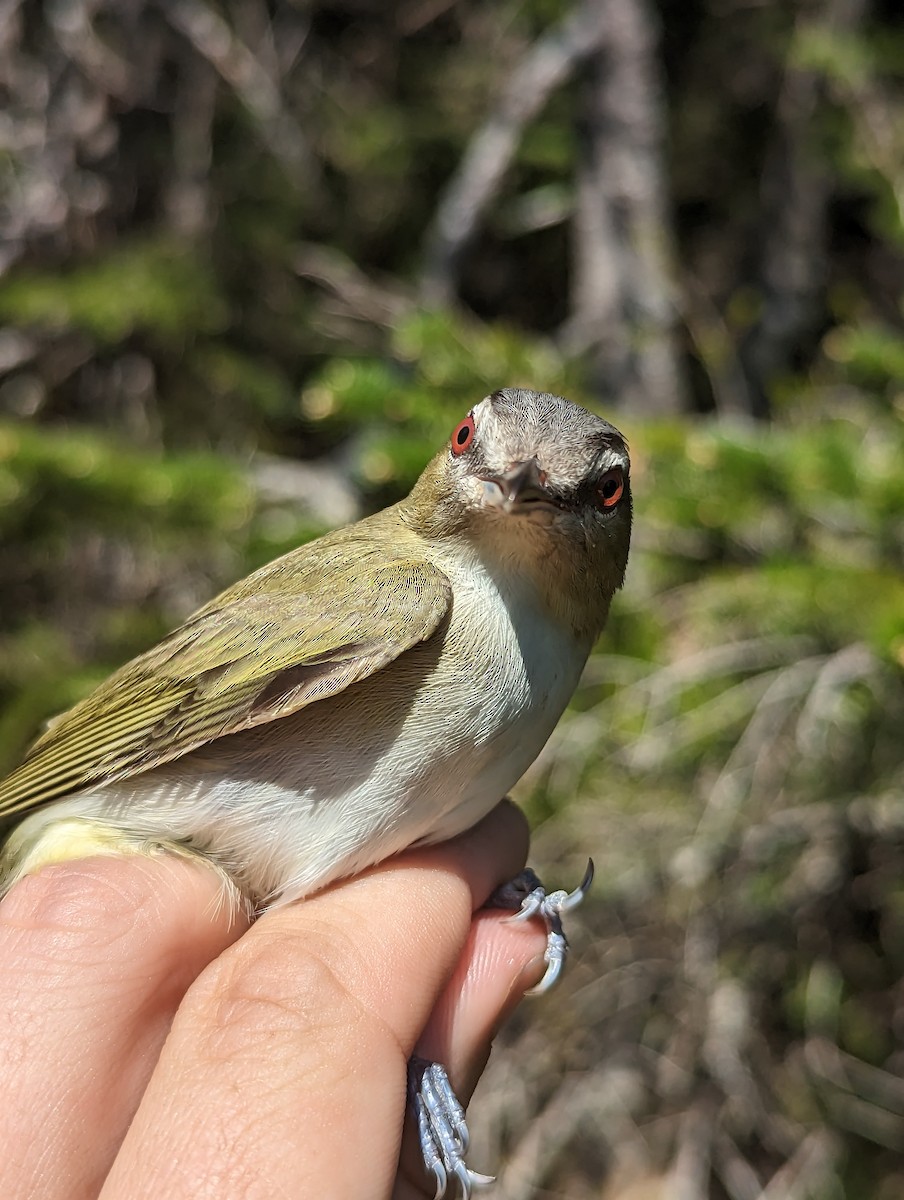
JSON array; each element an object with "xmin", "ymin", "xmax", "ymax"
[
  {"xmin": 419, "ymin": 0, "xmax": 607, "ymax": 305},
  {"xmin": 293, "ymin": 242, "xmax": 411, "ymax": 330},
  {"xmin": 759, "ymin": 1129, "xmax": 840, "ymax": 1199},
  {"xmin": 156, "ymin": 0, "xmax": 321, "ymax": 196}
]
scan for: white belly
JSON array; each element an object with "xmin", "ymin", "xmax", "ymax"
[{"xmin": 17, "ymin": 555, "xmax": 588, "ymax": 906}]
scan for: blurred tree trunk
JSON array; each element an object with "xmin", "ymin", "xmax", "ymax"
[
  {"xmin": 565, "ymin": 0, "xmax": 684, "ymax": 416},
  {"xmin": 738, "ymin": 0, "xmax": 868, "ymax": 420}
]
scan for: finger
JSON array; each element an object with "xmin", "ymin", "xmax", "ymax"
[
  {"xmin": 101, "ymin": 801, "xmax": 530, "ymax": 1200},
  {"xmin": 0, "ymin": 855, "xmax": 246, "ymax": 1200},
  {"xmin": 417, "ymin": 907, "xmax": 546, "ymax": 1098}
]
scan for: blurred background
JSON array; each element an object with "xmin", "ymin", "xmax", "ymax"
[{"xmin": 1, "ymin": 0, "xmax": 903, "ymax": 1195}]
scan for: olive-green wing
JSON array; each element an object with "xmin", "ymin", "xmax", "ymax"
[{"xmin": 0, "ymin": 543, "xmax": 451, "ymax": 819}]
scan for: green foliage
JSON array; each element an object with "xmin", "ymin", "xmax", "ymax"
[
  {"xmin": 0, "ymin": 420, "xmax": 254, "ymax": 771},
  {"xmin": 0, "ymin": 420, "xmax": 252, "ymax": 541},
  {"xmin": 0, "ymin": 241, "xmax": 227, "ymax": 345},
  {"xmin": 191, "ymin": 345, "xmax": 298, "ymax": 422},
  {"xmin": 689, "ymin": 563, "xmax": 904, "ymax": 658},
  {"xmin": 638, "ymin": 416, "xmax": 904, "ymax": 579},
  {"xmin": 791, "ymin": 25, "xmax": 874, "ymax": 88},
  {"xmin": 824, "ymin": 324, "xmax": 904, "ymax": 391}
]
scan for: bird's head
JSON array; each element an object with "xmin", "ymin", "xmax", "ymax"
[{"xmin": 404, "ymin": 389, "xmax": 632, "ymax": 638}]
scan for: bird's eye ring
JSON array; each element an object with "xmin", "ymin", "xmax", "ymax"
[
  {"xmin": 451, "ymin": 414, "xmax": 476, "ymax": 455},
  {"xmin": 596, "ymin": 468, "xmax": 625, "ymax": 510}
]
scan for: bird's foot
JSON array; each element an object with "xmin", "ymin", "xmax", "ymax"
[
  {"xmin": 487, "ymin": 858, "xmax": 594, "ymax": 994},
  {"xmin": 409, "ymin": 1057, "xmax": 495, "ymax": 1199},
  {"xmin": 408, "ymin": 862, "xmax": 593, "ymax": 1193}
]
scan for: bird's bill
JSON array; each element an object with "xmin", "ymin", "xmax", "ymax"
[{"xmin": 476, "ymin": 458, "xmax": 565, "ymax": 516}]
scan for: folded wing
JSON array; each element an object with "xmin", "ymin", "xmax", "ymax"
[{"xmin": 0, "ymin": 540, "xmax": 451, "ymax": 818}]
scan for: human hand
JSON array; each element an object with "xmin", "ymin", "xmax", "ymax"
[{"xmin": 0, "ymin": 799, "xmax": 546, "ymax": 1199}]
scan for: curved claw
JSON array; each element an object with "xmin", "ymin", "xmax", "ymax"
[
  {"xmin": 454, "ymin": 1161, "xmax": 496, "ymax": 1198},
  {"xmin": 504, "ymin": 893, "xmax": 543, "ymax": 923},
  {"xmin": 430, "ymin": 1161, "xmax": 448, "ymax": 1200},
  {"xmin": 526, "ymin": 930, "xmax": 567, "ymax": 995},
  {"xmin": 470, "ymin": 1172, "xmax": 496, "ymax": 1187},
  {"xmin": 561, "ymin": 858, "xmax": 594, "ymax": 911}
]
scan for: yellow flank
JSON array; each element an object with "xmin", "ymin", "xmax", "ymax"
[
  {"xmin": 0, "ymin": 815, "xmax": 238, "ymax": 910},
  {"xmin": 1, "ymin": 817, "xmax": 161, "ymax": 884}
]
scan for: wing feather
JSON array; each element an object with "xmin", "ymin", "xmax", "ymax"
[{"xmin": 0, "ymin": 535, "xmax": 451, "ymax": 818}]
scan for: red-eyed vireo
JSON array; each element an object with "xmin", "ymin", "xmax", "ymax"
[{"xmin": 0, "ymin": 387, "xmax": 631, "ymax": 1195}]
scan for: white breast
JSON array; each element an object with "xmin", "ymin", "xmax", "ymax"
[{"xmin": 414, "ymin": 540, "xmax": 587, "ymax": 834}]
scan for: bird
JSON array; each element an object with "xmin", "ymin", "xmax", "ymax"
[{"xmin": 0, "ymin": 386, "xmax": 631, "ymax": 1195}]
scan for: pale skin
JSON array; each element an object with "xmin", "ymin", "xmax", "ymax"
[{"xmin": 0, "ymin": 800, "xmax": 546, "ymax": 1200}]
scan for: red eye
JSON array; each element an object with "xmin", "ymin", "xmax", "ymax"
[
  {"xmin": 597, "ymin": 468, "xmax": 625, "ymax": 510},
  {"xmin": 451, "ymin": 414, "xmax": 475, "ymax": 455}
]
